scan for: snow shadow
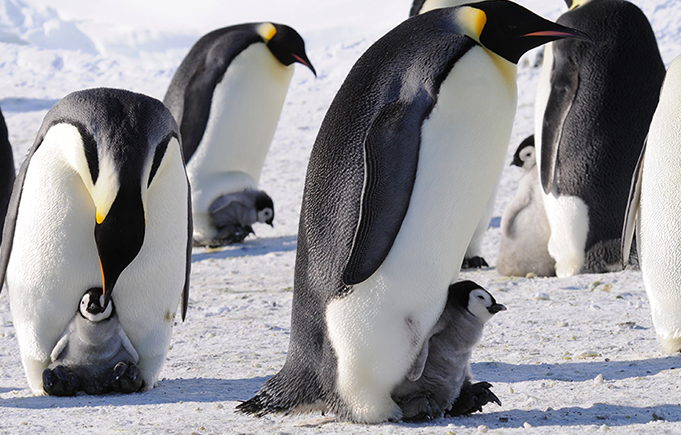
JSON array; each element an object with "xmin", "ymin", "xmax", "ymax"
[
  {"xmin": 0, "ymin": 376, "xmax": 268, "ymax": 409},
  {"xmin": 472, "ymin": 356, "xmax": 680, "ymax": 383},
  {"xmin": 191, "ymin": 235, "xmax": 297, "ymax": 262},
  {"xmin": 0, "ymin": 97, "xmax": 59, "ymax": 113}
]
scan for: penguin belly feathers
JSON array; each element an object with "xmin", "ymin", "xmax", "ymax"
[
  {"xmin": 164, "ymin": 23, "xmax": 315, "ymax": 247},
  {"xmin": 0, "ymin": 88, "xmax": 191, "ymax": 393},
  {"xmin": 623, "ymin": 55, "xmax": 681, "ymax": 354},
  {"xmin": 239, "ymin": 1, "xmax": 587, "ymax": 423},
  {"xmin": 535, "ymin": 0, "xmax": 665, "ymax": 277}
]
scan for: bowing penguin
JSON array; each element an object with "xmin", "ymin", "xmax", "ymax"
[
  {"xmin": 164, "ymin": 23, "xmax": 315, "ymax": 247},
  {"xmin": 238, "ymin": 1, "xmax": 587, "ymax": 423},
  {"xmin": 0, "ymin": 88, "xmax": 191, "ymax": 393}
]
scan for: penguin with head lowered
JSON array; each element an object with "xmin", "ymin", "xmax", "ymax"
[
  {"xmin": 164, "ymin": 23, "xmax": 315, "ymax": 247},
  {"xmin": 623, "ymin": 55, "xmax": 681, "ymax": 354},
  {"xmin": 0, "ymin": 88, "xmax": 191, "ymax": 394},
  {"xmin": 410, "ymin": 0, "xmax": 495, "ymax": 270},
  {"xmin": 392, "ymin": 281, "xmax": 506, "ymax": 421},
  {"xmin": 497, "ymin": 136, "xmax": 555, "ymax": 277},
  {"xmin": 238, "ymin": 1, "xmax": 587, "ymax": 423},
  {"xmin": 534, "ymin": 0, "xmax": 665, "ymax": 277},
  {"xmin": 43, "ymin": 288, "xmax": 142, "ymax": 396}
]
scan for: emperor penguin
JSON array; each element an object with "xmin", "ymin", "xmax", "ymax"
[
  {"xmin": 43, "ymin": 288, "xmax": 142, "ymax": 396},
  {"xmin": 623, "ymin": 55, "xmax": 681, "ymax": 354},
  {"xmin": 0, "ymin": 88, "xmax": 191, "ymax": 394},
  {"xmin": 534, "ymin": 0, "xmax": 665, "ymax": 277},
  {"xmin": 410, "ymin": 0, "xmax": 495, "ymax": 270},
  {"xmin": 163, "ymin": 22, "xmax": 316, "ymax": 247},
  {"xmin": 392, "ymin": 281, "xmax": 506, "ymax": 422},
  {"xmin": 238, "ymin": 1, "xmax": 587, "ymax": 423},
  {"xmin": 0, "ymin": 106, "xmax": 15, "ymax": 245},
  {"xmin": 497, "ymin": 136, "xmax": 555, "ymax": 277}
]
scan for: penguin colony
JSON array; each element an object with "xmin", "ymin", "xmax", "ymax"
[{"xmin": 0, "ymin": 0, "xmax": 677, "ymax": 427}]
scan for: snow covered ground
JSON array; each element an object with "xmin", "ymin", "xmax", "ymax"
[{"xmin": 0, "ymin": 0, "xmax": 679, "ymax": 433}]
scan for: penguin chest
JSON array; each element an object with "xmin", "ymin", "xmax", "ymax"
[
  {"xmin": 186, "ymin": 43, "xmax": 294, "ymax": 215},
  {"xmin": 325, "ymin": 48, "xmax": 517, "ymax": 419}
]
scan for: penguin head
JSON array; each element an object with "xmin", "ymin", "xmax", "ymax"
[
  {"xmin": 257, "ymin": 23, "xmax": 316, "ymax": 76},
  {"xmin": 79, "ymin": 287, "xmax": 114, "ymax": 322},
  {"xmin": 37, "ymin": 88, "xmax": 182, "ymax": 308},
  {"xmin": 451, "ymin": 280, "xmax": 506, "ymax": 324},
  {"xmin": 254, "ymin": 191, "xmax": 275, "ymax": 226},
  {"xmin": 456, "ymin": 0, "xmax": 592, "ymax": 64},
  {"xmin": 511, "ymin": 135, "xmax": 535, "ymax": 169}
]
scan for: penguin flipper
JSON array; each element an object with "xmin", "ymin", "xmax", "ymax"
[
  {"xmin": 50, "ymin": 330, "xmax": 71, "ymax": 362},
  {"xmin": 342, "ymin": 97, "xmax": 427, "ymax": 286},
  {"xmin": 539, "ymin": 47, "xmax": 580, "ymax": 194},
  {"xmin": 406, "ymin": 338, "xmax": 430, "ymax": 382},
  {"xmin": 182, "ymin": 188, "xmax": 192, "ymax": 321},
  {"xmin": 622, "ymin": 137, "xmax": 646, "ymax": 265},
  {"xmin": 118, "ymin": 325, "xmax": 140, "ymax": 363}
]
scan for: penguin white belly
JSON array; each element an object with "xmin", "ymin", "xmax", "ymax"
[
  {"xmin": 638, "ymin": 79, "xmax": 681, "ymax": 353},
  {"xmin": 419, "ymin": 0, "xmax": 469, "ymax": 14},
  {"xmin": 186, "ymin": 43, "xmax": 293, "ymax": 242},
  {"xmin": 114, "ymin": 139, "xmax": 188, "ymax": 388},
  {"xmin": 6, "ymin": 126, "xmax": 101, "ymax": 393},
  {"xmin": 534, "ymin": 42, "xmax": 589, "ymax": 277},
  {"xmin": 325, "ymin": 48, "xmax": 517, "ymax": 423}
]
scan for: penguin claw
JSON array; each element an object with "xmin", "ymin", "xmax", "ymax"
[
  {"xmin": 106, "ymin": 361, "xmax": 143, "ymax": 394},
  {"xmin": 397, "ymin": 394, "xmax": 443, "ymax": 422},
  {"xmin": 42, "ymin": 366, "xmax": 80, "ymax": 396},
  {"xmin": 446, "ymin": 381, "xmax": 500, "ymax": 416}
]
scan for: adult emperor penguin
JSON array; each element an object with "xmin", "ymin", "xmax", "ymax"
[
  {"xmin": 392, "ymin": 281, "xmax": 506, "ymax": 421},
  {"xmin": 623, "ymin": 55, "xmax": 681, "ymax": 354},
  {"xmin": 43, "ymin": 288, "xmax": 142, "ymax": 396},
  {"xmin": 0, "ymin": 106, "xmax": 15, "ymax": 245},
  {"xmin": 534, "ymin": 0, "xmax": 665, "ymax": 277},
  {"xmin": 163, "ymin": 22, "xmax": 315, "ymax": 247},
  {"xmin": 410, "ymin": 0, "xmax": 495, "ymax": 270},
  {"xmin": 0, "ymin": 88, "xmax": 191, "ymax": 394},
  {"xmin": 238, "ymin": 1, "xmax": 587, "ymax": 423},
  {"xmin": 497, "ymin": 136, "xmax": 555, "ymax": 277}
]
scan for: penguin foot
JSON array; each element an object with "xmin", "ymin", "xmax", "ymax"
[
  {"xmin": 446, "ymin": 382, "xmax": 500, "ymax": 416},
  {"xmin": 43, "ymin": 365, "xmax": 80, "ymax": 396},
  {"xmin": 104, "ymin": 361, "xmax": 144, "ymax": 394},
  {"xmin": 397, "ymin": 394, "xmax": 444, "ymax": 422},
  {"xmin": 462, "ymin": 256, "xmax": 489, "ymax": 269},
  {"xmin": 205, "ymin": 224, "xmax": 255, "ymax": 247}
]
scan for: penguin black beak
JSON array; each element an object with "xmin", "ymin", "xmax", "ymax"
[
  {"xmin": 293, "ymin": 53, "xmax": 317, "ymax": 77},
  {"xmin": 488, "ymin": 303, "xmax": 507, "ymax": 314},
  {"xmin": 95, "ymin": 189, "xmax": 146, "ymax": 307},
  {"xmin": 523, "ymin": 28, "xmax": 594, "ymax": 44}
]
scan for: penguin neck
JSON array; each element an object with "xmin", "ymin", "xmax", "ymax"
[{"xmin": 482, "ymin": 47, "xmax": 517, "ymax": 91}]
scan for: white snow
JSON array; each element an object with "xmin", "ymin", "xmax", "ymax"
[{"xmin": 0, "ymin": 0, "xmax": 680, "ymax": 433}]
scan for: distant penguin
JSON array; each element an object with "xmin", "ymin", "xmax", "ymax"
[
  {"xmin": 392, "ymin": 281, "xmax": 505, "ymax": 421},
  {"xmin": 0, "ymin": 106, "xmax": 15, "ymax": 245},
  {"xmin": 410, "ymin": 0, "xmax": 495, "ymax": 269},
  {"xmin": 0, "ymin": 88, "xmax": 191, "ymax": 394},
  {"xmin": 43, "ymin": 288, "xmax": 142, "ymax": 396},
  {"xmin": 534, "ymin": 0, "xmax": 665, "ymax": 277},
  {"xmin": 238, "ymin": 1, "xmax": 587, "ymax": 423},
  {"xmin": 497, "ymin": 136, "xmax": 555, "ymax": 277},
  {"xmin": 164, "ymin": 22, "xmax": 315, "ymax": 247},
  {"xmin": 623, "ymin": 55, "xmax": 681, "ymax": 354},
  {"xmin": 409, "ymin": 0, "xmax": 468, "ymax": 16}
]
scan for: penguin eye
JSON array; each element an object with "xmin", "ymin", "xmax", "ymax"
[{"xmin": 477, "ymin": 295, "xmax": 485, "ymax": 300}]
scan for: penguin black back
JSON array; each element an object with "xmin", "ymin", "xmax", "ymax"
[{"xmin": 0, "ymin": 106, "xmax": 14, "ymax": 245}]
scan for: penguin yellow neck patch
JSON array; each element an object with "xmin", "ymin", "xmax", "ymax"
[
  {"xmin": 569, "ymin": 0, "xmax": 590, "ymax": 10},
  {"xmin": 457, "ymin": 7, "xmax": 487, "ymax": 44},
  {"xmin": 257, "ymin": 23, "xmax": 277, "ymax": 43}
]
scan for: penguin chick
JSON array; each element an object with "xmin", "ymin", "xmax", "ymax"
[
  {"xmin": 42, "ymin": 288, "xmax": 143, "ymax": 396},
  {"xmin": 498, "ymin": 136, "xmax": 555, "ymax": 277},
  {"xmin": 392, "ymin": 281, "xmax": 506, "ymax": 422},
  {"xmin": 203, "ymin": 189, "xmax": 274, "ymax": 247}
]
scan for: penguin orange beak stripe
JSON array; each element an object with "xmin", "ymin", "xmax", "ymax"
[
  {"xmin": 99, "ymin": 257, "xmax": 106, "ymax": 297},
  {"xmin": 524, "ymin": 30, "xmax": 593, "ymax": 43},
  {"xmin": 292, "ymin": 54, "xmax": 317, "ymax": 76}
]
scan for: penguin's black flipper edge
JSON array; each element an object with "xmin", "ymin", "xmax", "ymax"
[
  {"xmin": 621, "ymin": 137, "xmax": 646, "ymax": 265},
  {"xmin": 540, "ymin": 47, "xmax": 580, "ymax": 194},
  {"xmin": 181, "ymin": 188, "xmax": 192, "ymax": 321},
  {"xmin": 342, "ymin": 97, "xmax": 427, "ymax": 286}
]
